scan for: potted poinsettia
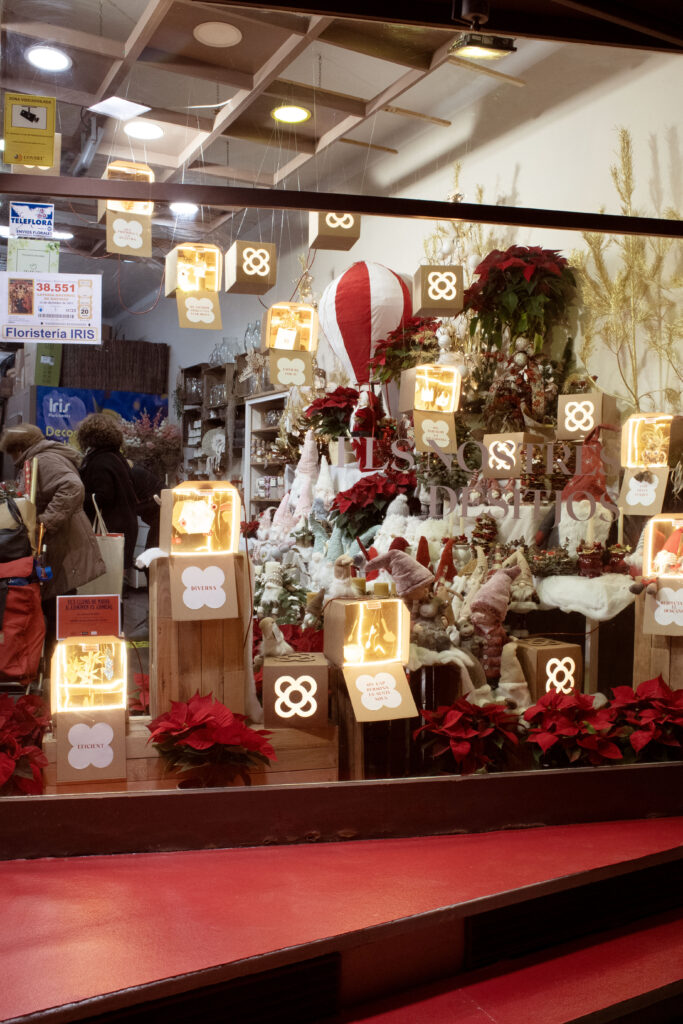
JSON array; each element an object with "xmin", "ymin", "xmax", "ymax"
[
  {"xmin": 305, "ymin": 386, "xmax": 360, "ymax": 439},
  {"xmin": 369, "ymin": 316, "xmax": 440, "ymax": 385},
  {"xmin": 148, "ymin": 692, "xmax": 275, "ymax": 788},
  {"xmin": 0, "ymin": 693, "xmax": 50, "ymax": 796},
  {"xmin": 522, "ymin": 691, "xmax": 623, "ymax": 768},
  {"xmin": 414, "ymin": 699, "xmax": 522, "ymax": 775},
  {"xmin": 330, "ymin": 468, "xmax": 417, "ymax": 538},
  {"xmin": 610, "ymin": 675, "xmax": 683, "ymax": 763}
]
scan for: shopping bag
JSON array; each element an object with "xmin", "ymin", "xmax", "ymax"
[{"xmin": 76, "ymin": 499, "xmax": 124, "ymax": 596}]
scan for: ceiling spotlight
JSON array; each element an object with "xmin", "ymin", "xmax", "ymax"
[
  {"xmin": 25, "ymin": 45, "xmax": 72, "ymax": 72},
  {"xmin": 124, "ymin": 120, "xmax": 164, "ymax": 140},
  {"xmin": 170, "ymin": 202, "xmax": 199, "ymax": 217},
  {"xmin": 271, "ymin": 104, "xmax": 311, "ymax": 125},
  {"xmin": 89, "ymin": 96, "xmax": 151, "ymax": 121},
  {"xmin": 193, "ymin": 21, "xmax": 243, "ymax": 47},
  {"xmin": 53, "ymin": 230, "xmax": 74, "ymax": 240},
  {"xmin": 450, "ymin": 33, "xmax": 516, "ymax": 59}
]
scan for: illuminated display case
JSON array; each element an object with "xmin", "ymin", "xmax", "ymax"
[
  {"xmin": 99, "ymin": 159, "xmax": 154, "ymax": 217},
  {"xmin": 52, "ymin": 636, "xmax": 127, "ymax": 713},
  {"xmin": 621, "ymin": 414, "xmax": 675, "ymax": 468},
  {"xmin": 165, "ymin": 243, "xmax": 223, "ymax": 297},
  {"xmin": 263, "ymin": 301, "xmax": 318, "ymax": 353},
  {"xmin": 413, "ymin": 364, "xmax": 461, "ymax": 413},
  {"xmin": 165, "ymin": 481, "xmax": 241, "ymax": 555},
  {"xmin": 643, "ymin": 514, "xmax": 683, "ymax": 580},
  {"xmin": 324, "ymin": 598, "xmax": 409, "ymax": 668}
]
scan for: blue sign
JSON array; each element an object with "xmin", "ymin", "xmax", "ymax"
[
  {"xmin": 9, "ymin": 201, "xmax": 54, "ymax": 239},
  {"xmin": 36, "ymin": 387, "xmax": 168, "ymax": 442}
]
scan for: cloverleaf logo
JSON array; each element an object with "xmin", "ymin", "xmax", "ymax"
[
  {"xmin": 242, "ymin": 247, "xmax": 270, "ymax": 276},
  {"xmin": 184, "ymin": 296, "xmax": 216, "ymax": 324},
  {"xmin": 564, "ymin": 400, "xmax": 595, "ymax": 433},
  {"xmin": 325, "ymin": 213, "xmax": 354, "ymax": 229},
  {"xmin": 355, "ymin": 671, "xmax": 402, "ymax": 711},
  {"xmin": 112, "ymin": 217, "xmax": 143, "ymax": 250},
  {"xmin": 421, "ymin": 418, "xmax": 450, "ymax": 449},
  {"xmin": 275, "ymin": 357, "xmax": 306, "ymax": 385},
  {"xmin": 488, "ymin": 439, "xmax": 517, "ymax": 472},
  {"xmin": 67, "ymin": 723, "xmax": 114, "ymax": 770},
  {"xmin": 545, "ymin": 657, "xmax": 576, "ymax": 694},
  {"xmin": 427, "ymin": 270, "xmax": 458, "ymax": 301},
  {"xmin": 626, "ymin": 475, "xmax": 658, "ymax": 507},
  {"xmin": 653, "ymin": 587, "xmax": 683, "ymax": 627},
  {"xmin": 274, "ymin": 674, "xmax": 318, "ymax": 718},
  {"xmin": 181, "ymin": 565, "xmax": 226, "ymax": 610}
]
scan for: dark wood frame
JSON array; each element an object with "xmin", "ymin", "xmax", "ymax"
[{"xmin": 1, "ymin": 173, "xmax": 681, "ymax": 860}]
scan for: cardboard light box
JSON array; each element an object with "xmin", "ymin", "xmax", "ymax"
[
  {"xmin": 621, "ymin": 413, "xmax": 683, "ymax": 469},
  {"xmin": 55, "ymin": 707, "xmax": 126, "ymax": 784},
  {"xmin": 643, "ymin": 581, "xmax": 683, "ymax": 637},
  {"xmin": 224, "ymin": 240, "xmax": 277, "ymax": 295},
  {"xmin": 412, "ymin": 263, "xmax": 463, "ymax": 318},
  {"xmin": 618, "ymin": 467, "xmax": 669, "ymax": 516},
  {"xmin": 262, "ymin": 652, "xmax": 329, "ymax": 729},
  {"xmin": 165, "ymin": 242, "xmax": 222, "ymax": 297},
  {"xmin": 413, "ymin": 410, "xmax": 458, "ymax": 453},
  {"xmin": 556, "ymin": 392, "xmax": 619, "ymax": 441},
  {"xmin": 308, "ymin": 211, "xmax": 361, "ymax": 250},
  {"xmin": 483, "ymin": 432, "xmax": 546, "ymax": 479},
  {"xmin": 516, "ymin": 638, "xmax": 583, "ymax": 701}
]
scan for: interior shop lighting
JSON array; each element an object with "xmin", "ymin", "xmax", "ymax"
[
  {"xmin": 271, "ymin": 104, "xmax": 311, "ymax": 124},
  {"xmin": 450, "ymin": 33, "xmax": 516, "ymax": 59},
  {"xmin": 88, "ymin": 96, "xmax": 151, "ymax": 120},
  {"xmin": 170, "ymin": 202, "xmax": 199, "ymax": 217},
  {"xmin": 193, "ymin": 21, "xmax": 243, "ymax": 47},
  {"xmin": 25, "ymin": 45, "xmax": 72, "ymax": 72},
  {"xmin": 124, "ymin": 120, "xmax": 164, "ymax": 141}
]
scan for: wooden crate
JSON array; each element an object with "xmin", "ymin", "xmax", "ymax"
[
  {"xmin": 42, "ymin": 718, "xmax": 338, "ymax": 793},
  {"xmin": 633, "ymin": 594, "xmax": 683, "ymax": 688},
  {"xmin": 148, "ymin": 555, "xmax": 250, "ymax": 717}
]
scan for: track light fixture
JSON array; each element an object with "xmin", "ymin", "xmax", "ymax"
[{"xmin": 451, "ymin": 0, "xmax": 516, "ymax": 59}]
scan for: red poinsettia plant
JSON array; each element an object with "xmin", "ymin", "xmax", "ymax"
[
  {"xmin": 148, "ymin": 692, "xmax": 275, "ymax": 787},
  {"xmin": 305, "ymin": 386, "xmax": 359, "ymax": 438},
  {"xmin": 331, "ymin": 469, "xmax": 417, "ymax": 538},
  {"xmin": 241, "ymin": 518, "xmax": 260, "ymax": 538},
  {"xmin": 523, "ymin": 691, "xmax": 623, "ymax": 768},
  {"xmin": 129, "ymin": 673, "xmax": 150, "ymax": 714},
  {"xmin": 415, "ymin": 699, "xmax": 521, "ymax": 775},
  {"xmin": 610, "ymin": 675, "xmax": 683, "ymax": 762},
  {"xmin": 463, "ymin": 245, "xmax": 576, "ymax": 352},
  {"xmin": 369, "ymin": 316, "xmax": 440, "ymax": 384},
  {"xmin": 0, "ymin": 693, "xmax": 49, "ymax": 796}
]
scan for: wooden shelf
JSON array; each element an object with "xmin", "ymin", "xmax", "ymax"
[
  {"xmin": 251, "ymin": 426, "xmax": 279, "ymax": 436},
  {"xmin": 251, "ymin": 496, "xmax": 282, "ymax": 503}
]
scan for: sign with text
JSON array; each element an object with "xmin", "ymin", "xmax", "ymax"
[
  {"xmin": 35, "ymin": 386, "xmax": 168, "ymax": 443},
  {"xmin": 0, "ymin": 272, "xmax": 101, "ymax": 344},
  {"xmin": 9, "ymin": 202, "xmax": 54, "ymax": 239},
  {"xmin": 7, "ymin": 238, "xmax": 60, "ymax": 274},
  {"xmin": 56, "ymin": 594, "xmax": 121, "ymax": 640},
  {"xmin": 3, "ymin": 92, "xmax": 56, "ymax": 166}
]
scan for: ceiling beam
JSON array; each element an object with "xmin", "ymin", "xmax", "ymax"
[
  {"xmin": 3, "ymin": 172, "xmax": 681, "ymax": 239},
  {"xmin": 94, "ymin": 0, "xmax": 176, "ymax": 103},
  {"xmin": 446, "ymin": 55, "xmax": 526, "ymax": 88},
  {"xmin": 550, "ymin": 0, "xmax": 683, "ymax": 48},
  {"xmin": 222, "ymin": 125, "xmax": 317, "ymax": 154},
  {"xmin": 147, "ymin": 108, "xmax": 214, "ymax": 132},
  {"xmin": 2, "ymin": 21, "xmax": 125, "ymax": 59},
  {"xmin": 0, "ymin": 75, "xmax": 95, "ymax": 108},
  {"xmin": 263, "ymin": 79, "xmax": 367, "ymax": 117},
  {"xmin": 189, "ymin": 164, "xmax": 275, "ymax": 187},
  {"xmin": 138, "ymin": 54, "xmax": 254, "ymax": 91}
]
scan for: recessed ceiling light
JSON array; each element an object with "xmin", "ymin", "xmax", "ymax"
[
  {"xmin": 271, "ymin": 104, "xmax": 311, "ymax": 124},
  {"xmin": 450, "ymin": 33, "xmax": 516, "ymax": 59},
  {"xmin": 193, "ymin": 21, "xmax": 243, "ymax": 47},
  {"xmin": 89, "ymin": 96, "xmax": 151, "ymax": 121},
  {"xmin": 169, "ymin": 202, "xmax": 199, "ymax": 217},
  {"xmin": 124, "ymin": 120, "xmax": 164, "ymax": 140},
  {"xmin": 53, "ymin": 230, "xmax": 74, "ymax": 240},
  {"xmin": 25, "ymin": 45, "xmax": 72, "ymax": 72}
]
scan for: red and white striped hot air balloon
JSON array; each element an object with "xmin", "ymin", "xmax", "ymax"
[{"xmin": 318, "ymin": 261, "xmax": 412, "ymax": 384}]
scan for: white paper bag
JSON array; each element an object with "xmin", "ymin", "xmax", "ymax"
[{"xmin": 77, "ymin": 499, "xmax": 124, "ymax": 596}]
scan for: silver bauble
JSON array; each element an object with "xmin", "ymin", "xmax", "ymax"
[{"xmin": 514, "ymin": 352, "xmax": 528, "ymax": 367}]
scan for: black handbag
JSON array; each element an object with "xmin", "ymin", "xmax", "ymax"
[{"xmin": 0, "ymin": 496, "xmax": 32, "ymax": 562}]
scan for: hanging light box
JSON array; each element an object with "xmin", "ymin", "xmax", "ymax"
[
  {"xmin": 99, "ymin": 159, "xmax": 155, "ymax": 257},
  {"xmin": 618, "ymin": 414, "xmax": 683, "ymax": 515},
  {"xmin": 165, "ymin": 243, "xmax": 223, "ymax": 330},
  {"xmin": 412, "ymin": 263, "xmax": 463, "ymax": 317},
  {"xmin": 399, "ymin": 364, "xmax": 462, "ymax": 454},
  {"xmin": 225, "ymin": 240, "xmax": 277, "ymax": 294},
  {"xmin": 308, "ymin": 211, "xmax": 361, "ymax": 250},
  {"xmin": 263, "ymin": 301, "xmax": 318, "ymax": 387},
  {"xmin": 323, "ymin": 598, "xmax": 417, "ymax": 723},
  {"xmin": 159, "ymin": 481, "xmax": 242, "ymax": 621},
  {"xmin": 556, "ymin": 392, "xmax": 618, "ymax": 441},
  {"xmin": 642, "ymin": 513, "xmax": 683, "ymax": 637}
]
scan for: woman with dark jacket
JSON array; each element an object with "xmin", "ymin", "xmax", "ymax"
[{"xmin": 75, "ymin": 414, "xmax": 140, "ymax": 569}]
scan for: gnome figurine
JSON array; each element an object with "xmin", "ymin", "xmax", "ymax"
[{"xmin": 364, "ymin": 550, "xmax": 435, "ymax": 603}]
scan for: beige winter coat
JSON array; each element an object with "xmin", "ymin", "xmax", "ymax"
[{"xmin": 16, "ymin": 440, "xmax": 106, "ymax": 598}]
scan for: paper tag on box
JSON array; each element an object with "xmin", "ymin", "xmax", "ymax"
[
  {"xmin": 341, "ymin": 661, "xmax": 417, "ymax": 722},
  {"xmin": 642, "ymin": 582, "xmax": 683, "ymax": 636},
  {"xmin": 618, "ymin": 467, "xmax": 668, "ymax": 515}
]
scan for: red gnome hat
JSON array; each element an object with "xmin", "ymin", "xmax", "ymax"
[
  {"xmin": 389, "ymin": 536, "xmax": 410, "ymax": 552},
  {"xmin": 415, "ymin": 535, "xmax": 432, "ymax": 570},
  {"xmin": 365, "ymin": 545, "xmax": 379, "ymax": 581},
  {"xmin": 435, "ymin": 538, "xmax": 457, "ymax": 583},
  {"xmin": 365, "ymin": 551, "xmax": 434, "ymax": 599},
  {"xmin": 662, "ymin": 527, "xmax": 683, "ymax": 554}
]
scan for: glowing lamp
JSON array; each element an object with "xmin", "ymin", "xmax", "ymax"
[
  {"xmin": 621, "ymin": 414, "xmax": 680, "ymax": 468},
  {"xmin": 262, "ymin": 653, "xmax": 329, "ymax": 729},
  {"xmin": 165, "ymin": 243, "xmax": 222, "ymax": 297},
  {"xmin": 556, "ymin": 392, "xmax": 618, "ymax": 441},
  {"xmin": 414, "ymin": 364, "xmax": 461, "ymax": 414},
  {"xmin": 643, "ymin": 514, "xmax": 683, "ymax": 580},
  {"xmin": 100, "ymin": 159, "xmax": 154, "ymax": 218},
  {"xmin": 263, "ymin": 301, "xmax": 318, "ymax": 353},
  {"xmin": 225, "ymin": 240, "xmax": 277, "ymax": 294},
  {"xmin": 516, "ymin": 638, "xmax": 583, "ymax": 702},
  {"xmin": 412, "ymin": 264, "xmax": 463, "ymax": 317},
  {"xmin": 166, "ymin": 481, "xmax": 240, "ymax": 555},
  {"xmin": 308, "ymin": 211, "xmax": 361, "ymax": 251},
  {"xmin": 53, "ymin": 636, "xmax": 127, "ymax": 713},
  {"xmin": 324, "ymin": 598, "xmax": 409, "ymax": 669}
]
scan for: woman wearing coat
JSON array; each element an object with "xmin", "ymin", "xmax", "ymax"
[{"xmin": 75, "ymin": 414, "xmax": 140, "ymax": 569}]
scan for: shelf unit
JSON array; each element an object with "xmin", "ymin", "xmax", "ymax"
[
  {"xmin": 243, "ymin": 391, "xmax": 289, "ymax": 516},
  {"xmin": 178, "ymin": 362, "xmax": 244, "ymax": 487}
]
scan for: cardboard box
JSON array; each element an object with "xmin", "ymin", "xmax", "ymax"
[
  {"xmin": 516, "ymin": 638, "xmax": 583, "ymax": 701},
  {"xmin": 168, "ymin": 552, "xmax": 239, "ymax": 621},
  {"xmin": 643, "ymin": 581, "xmax": 683, "ymax": 637},
  {"xmin": 262, "ymin": 300, "xmax": 318, "ymax": 353},
  {"xmin": 399, "ymin": 364, "xmax": 461, "ymax": 415},
  {"xmin": 262, "ymin": 652, "xmax": 329, "ymax": 729},
  {"xmin": 268, "ymin": 348, "xmax": 313, "ymax": 388},
  {"xmin": 556, "ymin": 392, "xmax": 619, "ymax": 441},
  {"xmin": 340, "ymin": 659, "xmax": 418, "ymax": 723},
  {"xmin": 412, "ymin": 263, "xmax": 463, "ymax": 318},
  {"xmin": 618, "ymin": 467, "xmax": 669, "ymax": 516},
  {"xmin": 413, "ymin": 410, "xmax": 457, "ymax": 453},
  {"xmin": 106, "ymin": 209, "xmax": 151, "ymax": 257},
  {"xmin": 308, "ymin": 210, "xmax": 360, "ymax": 250},
  {"xmin": 621, "ymin": 413, "xmax": 683, "ymax": 469},
  {"xmin": 642, "ymin": 514, "xmax": 683, "ymax": 580},
  {"xmin": 54, "ymin": 707, "xmax": 126, "ymax": 783},
  {"xmin": 165, "ymin": 242, "xmax": 222, "ymax": 297},
  {"xmin": 483, "ymin": 432, "xmax": 546, "ymax": 479},
  {"xmin": 224, "ymin": 240, "xmax": 277, "ymax": 295},
  {"xmin": 324, "ymin": 598, "xmax": 410, "ymax": 668}
]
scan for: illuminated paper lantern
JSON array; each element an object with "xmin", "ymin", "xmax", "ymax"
[
  {"xmin": 263, "ymin": 300, "xmax": 318, "ymax": 387},
  {"xmin": 165, "ymin": 243, "xmax": 222, "ymax": 296},
  {"xmin": 161, "ymin": 481, "xmax": 240, "ymax": 555},
  {"xmin": 262, "ymin": 652, "xmax": 329, "ymax": 729},
  {"xmin": 397, "ymin": 364, "xmax": 462, "ymax": 454},
  {"xmin": 308, "ymin": 211, "xmax": 361, "ymax": 250},
  {"xmin": 98, "ymin": 159, "xmax": 154, "ymax": 219},
  {"xmin": 621, "ymin": 413, "xmax": 683, "ymax": 468},
  {"xmin": 412, "ymin": 264, "xmax": 463, "ymax": 317},
  {"xmin": 556, "ymin": 392, "xmax": 618, "ymax": 441},
  {"xmin": 515, "ymin": 638, "xmax": 583, "ymax": 701},
  {"xmin": 323, "ymin": 598, "xmax": 417, "ymax": 723},
  {"xmin": 225, "ymin": 240, "xmax": 277, "ymax": 294},
  {"xmin": 52, "ymin": 635, "xmax": 127, "ymax": 713},
  {"xmin": 642, "ymin": 514, "xmax": 683, "ymax": 581}
]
